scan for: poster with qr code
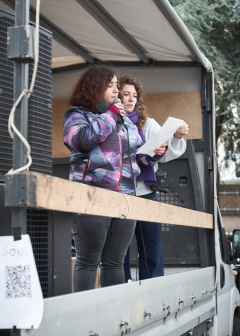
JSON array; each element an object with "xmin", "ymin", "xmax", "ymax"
[{"xmin": 0, "ymin": 235, "xmax": 43, "ymax": 329}]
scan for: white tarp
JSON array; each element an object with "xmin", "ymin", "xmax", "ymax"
[
  {"xmin": 97, "ymin": 0, "xmax": 193, "ymax": 61},
  {"xmin": 53, "ymin": 66, "xmax": 201, "ymax": 100},
  {"xmin": 30, "ymin": 0, "xmax": 139, "ymax": 62},
  {"xmin": 0, "ymin": 0, "xmax": 212, "ymax": 71}
]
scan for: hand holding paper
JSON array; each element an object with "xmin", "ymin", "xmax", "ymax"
[
  {"xmin": 154, "ymin": 143, "xmax": 168, "ymax": 156},
  {"xmin": 137, "ymin": 117, "xmax": 183, "ymax": 157}
]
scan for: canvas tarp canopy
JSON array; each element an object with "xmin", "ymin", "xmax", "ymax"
[{"xmin": 0, "ymin": 0, "xmax": 212, "ymax": 72}]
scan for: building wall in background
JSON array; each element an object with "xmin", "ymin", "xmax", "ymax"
[{"xmin": 219, "ymin": 183, "xmax": 240, "ymax": 235}]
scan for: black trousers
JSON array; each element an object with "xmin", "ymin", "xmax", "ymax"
[
  {"xmin": 124, "ymin": 192, "xmax": 164, "ymax": 281},
  {"xmin": 72, "ymin": 213, "xmax": 136, "ymax": 292}
]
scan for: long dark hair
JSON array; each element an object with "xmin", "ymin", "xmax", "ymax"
[
  {"xmin": 69, "ymin": 66, "xmax": 118, "ymax": 109},
  {"xmin": 119, "ymin": 75, "xmax": 148, "ymax": 130}
]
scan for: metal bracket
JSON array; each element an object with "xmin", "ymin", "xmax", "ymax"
[
  {"xmin": 206, "ymin": 78, "xmax": 212, "ymax": 112},
  {"xmin": 5, "ymin": 174, "xmax": 27, "ymax": 207},
  {"xmin": 163, "ymin": 305, "xmax": 171, "ymax": 317},
  {"xmin": 191, "ymin": 295, "xmax": 197, "ymax": 304},
  {"xmin": 144, "ymin": 312, "xmax": 151, "ymax": 320},
  {"xmin": 178, "ymin": 299, "xmax": 184, "ymax": 311},
  {"xmin": 207, "ymin": 156, "xmax": 213, "ymax": 170},
  {"xmin": 120, "ymin": 321, "xmax": 131, "ymax": 335},
  {"xmin": 7, "ymin": 25, "xmax": 35, "ymax": 62},
  {"xmin": 202, "ymin": 287, "xmax": 216, "ymax": 296},
  {"xmin": 4, "ymin": 173, "xmax": 37, "ymax": 208},
  {"xmin": 206, "ymin": 98, "xmax": 211, "ymax": 112}
]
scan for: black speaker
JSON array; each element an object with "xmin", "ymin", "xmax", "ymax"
[
  {"xmin": 0, "ymin": 8, "xmax": 52, "ymax": 175},
  {"xmin": 0, "ymin": 8, "xmax": 71, "ymax": 299}
]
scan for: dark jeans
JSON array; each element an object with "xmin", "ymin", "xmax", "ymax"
[
  {"xmin": 72, "ymin": 213, "xmax": 136, "ymax": 292},
  {"xmin": 124, "ymin": 192, "xmax": 164, "ymax": 281}
]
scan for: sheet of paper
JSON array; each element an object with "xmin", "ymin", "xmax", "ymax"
[
  {"xmin": 137, "ymin": 117, "xmax": 183, "ymax": 157},
  {"xmin": 0, "ymin": 234, "xmax": 43, "ymax": 329}
]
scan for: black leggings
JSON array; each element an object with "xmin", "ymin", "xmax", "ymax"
[{"xmin": 72, "ymin": 214, "xmax": 136, "ymax": 292}]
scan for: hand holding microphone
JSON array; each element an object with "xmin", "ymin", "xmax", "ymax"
[{"xmin": 113, "ymin": 98, "xmax": 126, "ymax": 123}]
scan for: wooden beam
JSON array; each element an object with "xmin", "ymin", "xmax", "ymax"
[
  {"xmin": 5, "ymin": 172, "xmax": 213, "ymax": 229},
  {"xmin": 52, "ymin": 92, "xmax": 202, "ymax": 159}
]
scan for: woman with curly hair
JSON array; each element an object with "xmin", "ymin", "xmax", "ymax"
[
  {"xmin": 63, "ymin": 66, "xmax": 165, "ymax": 292},
  {"xmin": 119, "ymin": 75, "xmax": 189, "ymax": 281}
]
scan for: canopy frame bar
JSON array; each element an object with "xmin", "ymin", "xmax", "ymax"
[
  {"xmin": 52, "ymin": 60, "xmax": 201, "ymax": 74},
  {"xmin": 1, "ymin": 0, "xmax": 95, "ymax": 63},
  {"xmin": 153, "ymin": 0, "xmax": 196, "ymax": 61},
  {"xmin": 76, "ymin": 0, "xmax": 150, "ymax": 64}
]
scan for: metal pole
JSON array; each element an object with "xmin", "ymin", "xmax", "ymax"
[
  {"xmin": 11, "ymin": 0, "xmax": 30, "ymax": 242},
  {"xmin": 5, "ymin": 2, "xmax": 34, "ymax": 333}
]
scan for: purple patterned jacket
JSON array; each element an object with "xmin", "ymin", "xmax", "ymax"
[{"xmin": 63, "ymin": 105, "xmax": 160, "ymax": 195}]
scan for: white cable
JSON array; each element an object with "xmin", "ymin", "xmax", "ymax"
[
  {"xmin": 7, "ymin": 0, "xmax": 41, "ymax": 175},
  {"xmin": 7, "ymin": 89, "xmax": 33, "ymax": 175}
]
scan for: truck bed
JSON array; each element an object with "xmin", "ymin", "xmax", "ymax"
[{"xmin": 21, "ymin": 267, "xmax": 216, "ymax": 336}]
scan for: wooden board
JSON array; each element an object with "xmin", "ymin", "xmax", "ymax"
[
  {"xmin": 144, "ymin": 91, "xmax": 202, "ymax": 140},
  {"xmin": 52, "ymin": 91, "xmax": 202, "ymax": 158},
  {"xmin": 8, "ymin": 172, "xmax": 213, "ymax": 229},
  {"xmin": 52, "ymin": 99, "xmax": 71, "ymax": 158}
]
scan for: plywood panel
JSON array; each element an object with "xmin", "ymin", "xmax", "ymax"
[
  {"xmin": 52, "ymin": 99, "xmax": 71, "ymax": 158},
  {"xmin": 7, "ymin": 172, "xmax": 212, "ymax": 229},
  {"xmin": 144, "ymin": 91, "xmax": 202, "ymax": 140},
  {"xmin": 52, "ymin": 91, "xmax": 202, "ymax": 158}
]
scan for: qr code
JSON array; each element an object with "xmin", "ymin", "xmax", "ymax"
[{"xmin": 5, "ymin": 265, "xmax": 31, "ymax": 298}]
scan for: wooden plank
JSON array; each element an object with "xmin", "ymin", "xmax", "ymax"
[
  {"xmin": 52, "ymin": 91, "xmax": 202, "ymax": 159},
  {"xmin": 52, "ymin": 57, "xmax": 85, "ymax": 69},
  {"xmin": 144, "ymin": 91, "xmax": 202, "ymax": 140},
  {"xmin": 18, "ymin": 172, "xmax": 213, "ymax": 229},
  {"xmin": 52, "ymin": 99, "xmax": 71, "ymax": 158}
]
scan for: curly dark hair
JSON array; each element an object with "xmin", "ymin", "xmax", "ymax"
[
  {"xmin": 119, "ymin": 75, "xmax": 148, "ymax": 130},
  {"xmin": 69, "ymin": 66, "xmax": 118, "ymax": 109}
]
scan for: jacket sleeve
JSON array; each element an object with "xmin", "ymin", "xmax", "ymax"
[
  {"xmin": 64, "ymin": 107, "xmax": 119, "ymax": 153},
  {"xmin": 159, "ymin": 136, "xmax": 186, "ymax": 163},
  {"xmin": 136, "ymin": 133, "xmax": 163, "ymax": 169}
]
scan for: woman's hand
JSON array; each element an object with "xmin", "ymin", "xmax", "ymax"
[
  {"xmin": 154, "ymin": 143, "xmax": 167, "ymax": 156},
  {"xmin": 174, "ymin": 121, "xmax": 189, "ymax": 139},
  {"xmin": 114, "ymin": 103, "xmax": 125, "ymax": 116}
]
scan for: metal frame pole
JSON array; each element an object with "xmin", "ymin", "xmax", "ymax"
[
  {"xmin": 11, "ymin": 0, "xmax": 30, "ymax": 241},
  {"xmin": 4, "ymin": 2, "xmax": 35, "ymax": 333},
  {"xmin": 8, "ymin": 1, "xmax": 30, "ymax": 334}
]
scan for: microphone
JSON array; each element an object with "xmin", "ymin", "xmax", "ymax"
[{"xmin": 113, "ymin": 98, "xmax": 126, "ymax": 124}]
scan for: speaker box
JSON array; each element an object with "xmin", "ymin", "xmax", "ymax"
[
  {"xmin": 0, "ymin": 8, "xmax": 52, "ymax": 175},
  {"xmin": 0, "ymin": 8, "xmax": 72, "ymax": 299}
]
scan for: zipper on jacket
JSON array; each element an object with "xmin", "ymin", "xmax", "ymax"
[
  {"xmin": 125, "ymin": 125, "xmax": 137, "ymax": 196},
  {"xmin": 116, "ymin": 127, "xmax": 123, "ymax": 192},
  {"xmin": 83, "ymin": 154, "xmax": 91, "ymax": 181}
]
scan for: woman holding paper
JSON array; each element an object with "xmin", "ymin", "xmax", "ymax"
[
  {"xmin": 63, "ymin": 66, "xmax": 166, "ymax": 292},
  {"xmin": 119, "ymin": 75, "xmax": 188, "ymax": 281}
]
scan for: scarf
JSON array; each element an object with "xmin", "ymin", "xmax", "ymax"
[
  {"xmin": 128, "ymin": 110, "xmax": 156, "ymax": 188},
  {"xmin": 97, "ymin": 101, "xmax": 124, "ymax": 124}
]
